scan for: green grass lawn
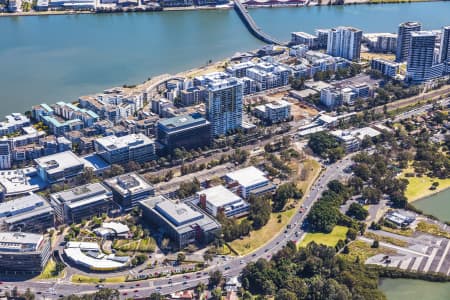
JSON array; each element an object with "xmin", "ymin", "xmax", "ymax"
[
  {"xmin": 35, "ymin": 259, "xmax": 64, "ymax": 280},
  {"xmin": 299, "ymin": 226, "xmax": 348, "ymax": 248},
  {"xmin": 230, "ymin": 209, "xmax": 295, "ymax": 255},
  {"xmin": 400, "ymin": 166, "xmax": 450, "ymax": 202},
  {"xmin": 112, "ymin": 237, "xmax": 156, "ymax": 252},
  {"xmin": 71, "ymin": 274, "xmax": 126, "ymax": 284}
]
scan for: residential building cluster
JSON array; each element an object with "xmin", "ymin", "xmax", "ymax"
[
  {"xmin": 319, "ymin": 74, "xmax": 376, "ymax": 109},
  {"xmin": 366, "ymin": 22, "xmax": 450, "ymax": 82}
]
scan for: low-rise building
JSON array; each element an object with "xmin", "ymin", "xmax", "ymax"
[
  {"xmin": 139, "ymin": 196, "xmax": 221, "ymax": 249},
  {"xmin": 254, "ymin": 100, "xmax": 292, "ymax": 124},
  {"xmin": 196, "ymin": 185, "xmax": 249, "ymax": 218},
  {"xmin": 64, "ymin": 241, "xmax": 130, "ymax": 271},
  {"xmin": 0, "ymin": 193, "xmax": 54, "ymax": 233},
  {"xmin": 225, "ymin": 166, "xmax": 275, "ymax": 199},
  {"xmin": 104, "ymin": 172, "xmax": 155, "ymax": 210},
  {"xmin": 49, "ymin": 183, "xmax": 113, "ymax": 224},
  {"xmin": 35, "ymin": 151, "xmax": 85, "ymax": 184},
  {"xmin": 0, "ymin": 113, "xmax": 30, "ymax": 136},
  {"xmin": 0, "ymin": 232, "xmax": 51, "ymax": 273},
  {"xmin": 94, "ymin": 133, "xmax": 156, "ymax": 165},
  {"xmin": 371, "ymin": 58, "xmax": 401, "ymax": 78},
  {"xmin": 156, "ymin": 113, "xmax": 211, "ymax": 153}
]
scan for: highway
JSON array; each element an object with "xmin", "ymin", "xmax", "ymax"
[{"xmin": 1, "ymin": 154, "xmax": 355, "ymax": 299}]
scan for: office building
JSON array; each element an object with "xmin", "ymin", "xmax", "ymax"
[
  {"xmin": 0, "ymin": 232, "xmax": 51, "ymax": 273},
  {"xmin": 327, "ymin": 26, "xmax": 363, "ymax": 61},
  {"xmin": 205, "ymin": 77, "xmax": 243, "ymax": 137},
  {"xmin": 439, "ymin": 26, "xmax": 450, "ymax": 63},
  {"xmin": 396, "ymin": 21, "xmax": 422, "ymax": 62},
  {"xmin": 94, "ymin": 133, "xmax": 156, "ymax": 165},
  {"xmin": 196, "ymin": 185, "xmax": 249, "ymax": 218},
  {"xmin": 104, "ymin": 172, "xmax": 155, "ymax": 210},
  {"xmin": 156, "ymin": 113, "xmax": 212, "ymax": 153},
  {"xmin": 225, "ymin": 166, "xmax": 275, "ymax": 199},
  {"xmin": 0, "ymin": 193, "xmax": 54, "ymax": 233},
  {"xmin": 407, "ymin": 31, "xmax": 444, "ymax": 82},
  {"xmin": 35, "ymin": 151, "xmax": 85, "ymax": 184},
  {"xmin": 49, "ymin": 183, "xmax": 113, "ymax": 224},
  {"xmin": 139, "ymin": 196, "xmax": 221, "ymax": 249},
  {"xmin": 291, "ymin": 32, "xmax": 318, "ymax": 49},
  {"xmin": 371, "ymin": 58, "xmax": 401, "ymax": 78},
  {"xmin": 254, "ymin": 100, "xmax": 292, "ymax": 124}
]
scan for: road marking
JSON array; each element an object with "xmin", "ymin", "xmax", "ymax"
[
  {"xmin": 423, "ymin": 247, "xmax": 438, "ymax": 272},
  {"xmin": 435, "ymin": 240, "xmax": 450, "ymax": 274},
  {"xmin": 399, "ymin": 257, "xmax": 412, "ymax": 270},
  {"xmin": 411, "ymin": 256, "xmax": 423, "ymax": 271}
]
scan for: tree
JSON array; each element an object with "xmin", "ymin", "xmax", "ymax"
[
  {"xmin": 211, "ymin": 287, "xmax": 222, "ymax": 300},
  {"xmin": 177, "ymin": 252, "xmax": 186, "ymax": 263},
  {"xmin": 346, "ymin": 203, "xmax": 369, "ymax": 221},
  {"xmin": 208, "ymin": 270, "xmax": 223, "ymax": 287},
  {"xmin": 362, "ymin": 187, "xmax": 382, "ymax": 204},
  {"xmin": 275, "ymin": 289, "xmax": 297, "ymax": 300},
  {"xmin": 272, "ymin": 182, "xmax": 303, "ymax": 212},
  {"xmin": 371, "ymin": 240, "xmax": 379, "ymax": 248},
  {"xmin": 149, "ymin": 293, "xmax": 166, "ymax": 300},
  {"xmin": 195, "ymin": 283, "xmax": 206, "ymax": 296},
  {"xmin": 203, "ymin": 251, "xmax": 214, "ymax": 262}
]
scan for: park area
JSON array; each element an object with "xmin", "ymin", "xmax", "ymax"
[
  {"xmin": 400, "ymin": 166, "xmax": 450, "ymax": 202},
  {"xmin": 298, "ymin": 225, "xmax": 348, "ymax": 248}
]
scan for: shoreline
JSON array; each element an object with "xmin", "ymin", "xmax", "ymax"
[
  {"xmin": 0, "ymin": 0, "xmax": 446, "ymax": 18},
  {"xmin": 409, "ymin": 186, "xmax": 450, "ymax": 204}
]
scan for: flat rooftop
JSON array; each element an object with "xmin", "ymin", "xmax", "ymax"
[
  {"xmin": 0, "ymin": 232, "xmax": 44, "ymax": 252},
  {"xmin": 226, "ymin": 166, "xmax": 268, "ymax": 188},
  {"xmin": 156, "ymin": 199, "xmax": 202, "ymax": 226},
  {"xmin": 104, "ymin": 172, "xmax": 153, "ymax": 196},
  {"xmin": 51, "ymin": 183, "xmax": 111, "ymax": 204},
  {"xmin": 197, "ymin": 185, "xmax": 242, "ymax": 208},
  {"xmin": 158, "ymin": 113, "xmax": 209, "ymax": 131},
  {"xmin": 35, "ymin": 151, "xmax": 84, "ymax": 175},
  {"xmin": 95, "ymin": 133, "xmax": 154, "ymax": 151},
  {"xmin": 140, "ymin": 196, "xmax": 220, "ymax": 234},
  {"xmin": 0, "ymin": 193, "xmax": 52, "ymax": 219}
]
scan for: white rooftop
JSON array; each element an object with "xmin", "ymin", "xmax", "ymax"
[
  {"xmin": 197, "ymin": 185, "xmax": 242, "ymax": 208},
  {"xmin": 226, "ymin": 166, "xmax": 268, "ymax": 188},
  {"xmin": 35, "ymin": 151, "xmax": 84, "ymax": 175},
  {"xmin": 95, "ymin": 133, "xmax": 154, "ymax": 151},
  {"xmin": 0, "ymin": 232, "xmax": 44, "ymax": 252},
  {"xmin": 102, "ymin": 222, "xmax": 130, "ymax": 234}
]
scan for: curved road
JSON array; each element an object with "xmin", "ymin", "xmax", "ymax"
[{"xmin": 2, "ymin": 154, "xmax": 355, "ymax": 299}]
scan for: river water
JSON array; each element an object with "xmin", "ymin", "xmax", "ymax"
[
  {"xmin": 414, "ymin": 188, "xmax": 450, "ymax": 222},
  {"xmin": 380, "ymin": 278, "xmax": 450, "ymax": 300},
  {"xmin": 0, "ymin": 2, "xmax": 450, "ymax": 115}
]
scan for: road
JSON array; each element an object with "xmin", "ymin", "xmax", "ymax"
[
  {"xmin": 3, "ymin": 98, "xmax": 447, "ymax": 298},
  {"xmin": 1, "ymin": 154, "xmax": 355, "ymax": 299}
]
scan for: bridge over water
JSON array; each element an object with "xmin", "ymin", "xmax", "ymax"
[{"xmin": 234, "ymin": 0, "xmax": 287, "ymax": 46}]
